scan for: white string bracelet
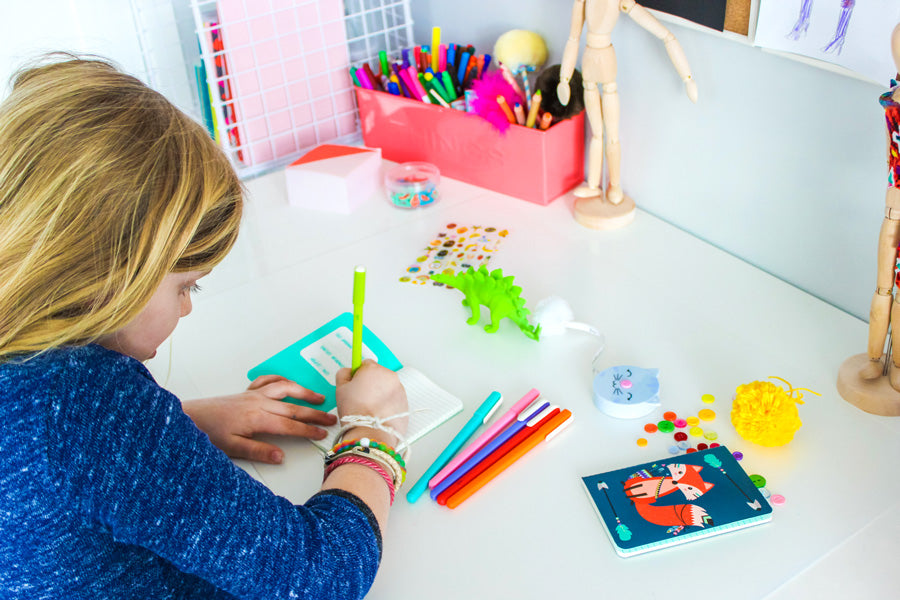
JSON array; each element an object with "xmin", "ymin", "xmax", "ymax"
[{"xmin": 332, "ymin": 412, "xmax": 414, "ymax": 456}]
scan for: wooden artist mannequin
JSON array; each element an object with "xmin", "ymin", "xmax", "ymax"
[
  {"xmin": 557, "ymin": 0, "xmax": 697, "ymax": 229},
  {"xmin": 837, "ymin": 22, "xmax": 900, "ymax": 416}
]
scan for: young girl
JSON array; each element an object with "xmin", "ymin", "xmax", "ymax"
[{"xmin": 0, "ymin": 56, "xmax": 408, "ymax": 599}]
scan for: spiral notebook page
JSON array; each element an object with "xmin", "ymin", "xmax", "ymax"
[{"xmin": 311, "ymin": 366, "xmax": 463, "ymax": 452}]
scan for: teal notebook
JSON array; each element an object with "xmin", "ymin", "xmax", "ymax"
[
  {"xmin": 248, "ymin": 312, "xmax": 462, "ymax": 451},
  {"xmin": 581, "ymin": 446, "xmax": 772, "ymax": 557}
]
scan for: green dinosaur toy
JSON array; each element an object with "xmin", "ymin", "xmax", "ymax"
[{"xmin": 431, "ymin": 265, "xmax": 541, "ymax": 340}]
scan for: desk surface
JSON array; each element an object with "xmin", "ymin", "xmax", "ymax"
[{"xmin": 147, "ymin": 167, "xmax": 900, "ymax": 600}]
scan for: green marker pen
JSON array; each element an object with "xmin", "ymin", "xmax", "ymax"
[{"xmin": 351, "ymin": 265, "xmax": 366, "ymax": 373}]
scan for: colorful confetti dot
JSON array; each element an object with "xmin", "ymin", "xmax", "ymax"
[
  {"xmin": 697, "ymin": 443, "xmax": 709, "ymax": 451},
  {"xmin": 749, "ymin": 475, "xmax": 767, "ymax": 488},
  {"xmin": 668, "ymin": 446, "xmax": 681, "ymax": 455},
  {"xmin": 657, "ymin": 420, "xmax": 675, "ymax": 433},
  {"xmin": 701, "ymin": 394, "xmax": 715, "ymax": 404},
  {"xmin": 673, "ymin": 418, "xmax": 687, "ymax": 428},
  {"xmin": 663, "ymin": 411, "xmax": 677, "ymax": 421},
  {"xmin": 686, "ymin": 447, "xmax": 697, "ymax": 453},
  {"xmin": 704, "ymin": 431, "xmax": 718, "ymax": 441},
  {"xmin": 636, "ymin": 438, "xmax": 648, "ymax": 447},
  {"xmin": 698, "ymin": 409, "xmax": 716, "ymax": 421},
  {"xmin": 644, "ymin": 423, "xmax": 658, "ymax": 433},
  {"xmin": 689, "ymin": 426, "xmax": 704, "ymax": 437},
  {"xmin": 686, "ymin": 416, "xmax": 700, "ymax": 426},
  {"xmin": 733, "ymin": 451, "xmax": 744, "ymax": 460},
  {"xmin": 771, "ymin": 494, "xmax": 786, "ymax": 506},
  {"xmin": 674, "ymin": 432, "xmax": 688, "ymax": 442},
  {"xmin": 710, "ymin": 442, "xmax": 720, "ymax": 448},
  {"xmin": 677, "ymin": 441, "xmax": 690, "ymax": 450}
]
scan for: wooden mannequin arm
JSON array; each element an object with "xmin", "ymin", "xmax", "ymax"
[
  {"xmin": 557, "ymin": 0, "xmax": 586, "ymax": 106},
  {"xmin": 624, "ymin": 1, "xmax": 698, "ymax": 102}
]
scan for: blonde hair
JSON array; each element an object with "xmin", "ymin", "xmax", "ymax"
[{"xmin": 0, "ymin": 56, "xmax": 243, "ymax": 361}]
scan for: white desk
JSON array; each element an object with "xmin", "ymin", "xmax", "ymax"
[{"xmin": 147, "ymin": 167, "xmax": 900, "ymax": 600}]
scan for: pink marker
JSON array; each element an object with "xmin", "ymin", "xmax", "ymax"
[
  {"xmin": 405, "ymin": 66, "xmax": 429, "ymax": 103},
  {"xmin": 428, "ymin": 388, "xmax": 541, "ymax": 489}
]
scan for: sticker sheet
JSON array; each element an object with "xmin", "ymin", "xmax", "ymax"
[{"xmin": 399, "ymin": 223, "xmax": 508, "ymax": 286}]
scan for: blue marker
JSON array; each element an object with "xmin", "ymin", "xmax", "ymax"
[
  {"xmin": 405, "ymin": 392, "xmax": 503, "ymax": 503},
  {"xmin": 457, "ymin": 51, "xmax": 470, "ymax": 86}
]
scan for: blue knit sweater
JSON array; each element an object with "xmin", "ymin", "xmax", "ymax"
[{"xmin": 0, "ymin": 344, "xmax": 382, "ymax": 599}]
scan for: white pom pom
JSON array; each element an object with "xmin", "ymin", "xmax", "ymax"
[{"xmin": 533, "ymin": 296, "xmax": 575, "ymax": 336}]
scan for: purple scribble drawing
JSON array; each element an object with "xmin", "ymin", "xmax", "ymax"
[
  {"xmin": 786, "ymin": 0, "xmax": 856, "ymax": 55},
  {"xmin": 787, "ymin": 0, "xmax": 814, "ymax": 40},
  {"xmin": 822, "ymin": 0, "xmax": 855, "ymax": 55}
]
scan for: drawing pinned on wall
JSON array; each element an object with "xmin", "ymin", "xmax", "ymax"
[
  {"xmin": 787, "ymin": 0, "xmax": 856, "ymax": 55},
  {"xmin": 756, "ymin": 0, "xmax": 900, "ymax": 83}
]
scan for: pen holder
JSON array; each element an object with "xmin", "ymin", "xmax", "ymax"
[
  {"xmin": 356, "ymin": 88, "xmax": 584, "ymax": 205},
  {"xmin": 384, "ymin": 162, "xmax": 440, "ymax": 209}
]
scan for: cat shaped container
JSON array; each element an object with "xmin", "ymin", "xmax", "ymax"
[{"xmin": 592, "ymin": 365, "xmax": 660, "ymax": 418}]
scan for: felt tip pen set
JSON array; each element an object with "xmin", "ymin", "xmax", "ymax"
[
  {"xmin": 350, "ymin": 26, "xmax": 567, "ymax": 133},
  {"xmin": 406, "ymin": 389, "xmax": 574, "ymax": 509}
]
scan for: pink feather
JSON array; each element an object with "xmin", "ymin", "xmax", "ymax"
[{"xmin": 469, "ymin": 70, "xmax": 525, "ymax": 133}]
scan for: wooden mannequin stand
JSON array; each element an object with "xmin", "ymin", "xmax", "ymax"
[
  {"xmin": 557, "ymin": 0, "xmax": 697, "ymax": 230},
  {"xmin": 836, "ymin": 22, "xmax": 900, "ymax": 416}
]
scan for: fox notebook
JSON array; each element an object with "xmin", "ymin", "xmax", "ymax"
[
  {"xmin": 248, "ymin": 312, "xmax": 463, "ymax": 451},
  {"xmin": 581, "ymin": 446, "xmax": 772, "ymax": 557}
]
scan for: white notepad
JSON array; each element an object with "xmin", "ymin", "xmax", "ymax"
[{"xmin": 248, "ymin": 313, "xmax": 463, "ymax": 452}]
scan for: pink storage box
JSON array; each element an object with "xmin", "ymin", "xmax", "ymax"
[{"xmin": 355, "ymin": 88, "xmax": 585, "ymax": 205}]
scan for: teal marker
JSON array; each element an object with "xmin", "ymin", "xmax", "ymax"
[
  {"xmin": 351, "ymin": 265, "xmax": 366, "ymax": 373},
  {"xmin": 405, "ymin": 392, "xmax": 503, "ymax": 503}
]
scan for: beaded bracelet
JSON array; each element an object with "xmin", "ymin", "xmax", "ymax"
[
  {"xmin": 325, "ymin": 445, "xmax": 406, "ymax": 487},
  {"xmin": 328, "ymin": 437, "xmax": 406, "ymax": 469},
  {"xmin": 324, "ymin": 454, "xmax": 396, "ymax": 505}
]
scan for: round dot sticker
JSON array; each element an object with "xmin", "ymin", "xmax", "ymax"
[
  {"xmin": 686, "ymin": 416, "xmax": 700, "ymax": 426},
  {"xmin": 644, "ymin": 423, "xmax": 658, "ymax": 433},
  {"xmin": 636, "ymin": 438, "xmax": 648, "ymax": 447},
  {"xmin": 771, "ymin": 494, "xmax": 786, "ymax": 506},
  {"xmin": 733, "ymin": 451, "xmax": 744, "ymax": 461},
  {"xmin": 704, "ymin": 431, "xmax": 718, "ymax": 441},
  {"xmin": 689, "ymin": 426, "xmax": 704, "ymax": 437},
  {"xmin": 749, "ymin": 475, "xmax": 767, "ymax": 488},
  {"xmin": 701, "ymin": 393, "xmax": 715, "ymax": 404},
  {"xmin": 657, "ymin": 420, "xmax": 675, "ymax": 433},
  {"xmin": 663, "ymin": 411, "xmax": 677, "ymax": 421},
  {"xmin": 674, "ymin": 432, "xmax": 688, "ymax": 442},
  {"xmin": 698, "ymin": 409, "xmax": 716, "ymax": 421},
  {"xmin": 673, "ymin": 418, "xmax": 687, "ymax": 428}
]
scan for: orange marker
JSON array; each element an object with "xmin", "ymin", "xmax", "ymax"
[
  {"xmin": 497, "ymin": 95, "xmax": 517, "ymax": 124},
  {"xmin": 538, "ymin": 111, "xmax": 553, "ymax": 130},
  {"xmin": 446, "ymin": 409, "xmax": 573, "ymax": 509}
]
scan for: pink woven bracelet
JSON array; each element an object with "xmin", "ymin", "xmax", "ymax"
[{"xmin": 324, "ymin": 455, "xmax": 396, "ymax": 505}]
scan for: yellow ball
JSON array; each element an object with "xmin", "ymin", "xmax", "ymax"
[
  {"xmin": 731, "ymin": 380, "xmax": 803, "ymax": 447},
  {"xmin": 493, "ymin": 30, "xmax": 548, "ymax": 70}
]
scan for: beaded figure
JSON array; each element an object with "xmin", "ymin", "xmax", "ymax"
[{"xmin": 859, "ymin": 23, "xmax": 900, "ymax": 392}]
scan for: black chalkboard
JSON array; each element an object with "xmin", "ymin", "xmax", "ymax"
[{"xmin": 639, "ymin": 0, "xmax": 728, "ymax": 32}]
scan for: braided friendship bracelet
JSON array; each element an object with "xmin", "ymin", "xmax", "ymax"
[
  {"xmin": 325, "ymin": 445, "xmax": 406, "ymax": 487},
  {"xmin": 324, "ymin": 455, "xmax": 396, "ymax": 505},
  {"xmin": 331, "ymin": 412, "xmax": 412, "ymax": 455}
]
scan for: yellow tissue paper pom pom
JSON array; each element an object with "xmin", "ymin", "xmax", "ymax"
[{"xmin": 731, "ymin": 377, "xmax": 819, "ymax": 447}]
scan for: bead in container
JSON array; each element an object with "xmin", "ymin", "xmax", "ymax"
[{"xmin": 384, "ymin": 162, "xmax": 440, "ymax": 209}]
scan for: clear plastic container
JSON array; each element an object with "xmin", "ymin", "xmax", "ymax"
[{"xmin": 384, "ymin": 161, "xmax": 440, "ymax": 209}]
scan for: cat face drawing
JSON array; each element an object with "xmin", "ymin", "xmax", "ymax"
[{"xmin": 592, "ymin": 365, "xmax": 661, "ymax": 418}]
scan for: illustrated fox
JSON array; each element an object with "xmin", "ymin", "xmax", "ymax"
[{"xmin": 623, "ymin": 464, "xmax": 714, "ymax": 532}]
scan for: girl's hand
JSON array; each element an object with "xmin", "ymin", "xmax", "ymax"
[
  {"xmin": 335, "ymin": 360, "xmax": 408, "ymax": 447},
  {"xmin": 182, "ymin": 375, "xmax": 338, "ymax": 464}
]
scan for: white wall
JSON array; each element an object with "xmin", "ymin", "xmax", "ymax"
[
  {"xmin": 0, "ymin": 1, "xmax": 886, "ymax": 321},
  {"xmin": 412, "ymin": 2, "xmax": 886, "ymax": 322}
]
